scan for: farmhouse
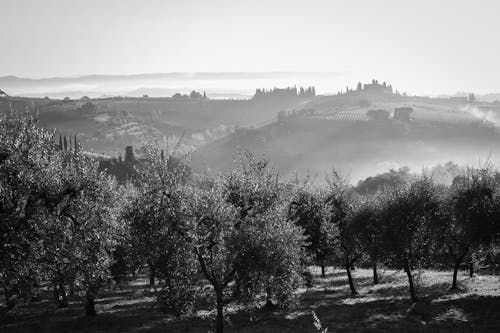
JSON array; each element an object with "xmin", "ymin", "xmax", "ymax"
[{"xmin": 394, "ymin": 107, "xmax": 413, "ymax": 121}]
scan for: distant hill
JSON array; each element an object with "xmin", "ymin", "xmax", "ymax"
[
  {"xmin": 192, "ymin": 94, "xmax": 500, "ymax": 182},
  {"xmin": 0, "ymin": 93, "xmax": 314, "ymax": 156},
  {"xmin": 4, "ymin": 80, "xmax": 500, "ymax": 182}
]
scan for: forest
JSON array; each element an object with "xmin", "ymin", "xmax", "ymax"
[{"xmin": 2, "ymin": 111, "xmax": 500, "ymax": 333}]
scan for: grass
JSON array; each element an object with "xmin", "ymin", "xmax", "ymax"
[{"xmin": 2, "ymin": 267, "xmax": 500, "ymax": 332}]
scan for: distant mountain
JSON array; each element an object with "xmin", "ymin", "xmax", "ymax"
[{"xmin": 0, "ymin": 72, "xmax": 343, "ymax": 99}]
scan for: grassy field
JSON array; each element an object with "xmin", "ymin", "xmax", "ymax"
[{"xmin": 2, "ymin": 267, "xmax": 500, "ymax": 332}]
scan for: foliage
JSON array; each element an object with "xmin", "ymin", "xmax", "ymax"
[
  {"xmin": 0, "ymin": 111, "xmax": 60, "ymax": 306},
  {"xmin": 379, "ymin": 177, "xmax": 444, "ymax": 301},
  {"xmin": 442, "ymin": 166, "xmax": 500, "ymax": 288},
  {"xmin": 224, "ymin": 153, "xmax": 306, "ymax": 307},
  {"xmin": 289, "ymin": 184, "xmax": 334, "ymax": 274},
  {"xmin": 122, "ymin": 142, "xmax": 192, "ymax": 286}
]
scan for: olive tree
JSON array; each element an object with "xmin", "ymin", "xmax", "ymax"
[
  {"xmin": 223, "ymin": 153, "xmax": 306, "ymax": 307},
  {"xmin": 123, "ymin": 143, "xmax": 191, "ymax": 287},
  {"xmin": 0, "ymin": 111, "xmax": 64, "ymax": 307},
  {"xmin": 444, "ymin": 167, "xmax": 499, "ymax": 290},
  {"xmin": 379, "ymin": 177, "xmax": 443, "ymax": 302},
  {"xmin": 53, "ymin": 149, "xmax": 123, "ymax": 316},
  {"xmin": 349, "ymin": 196, "xmax": 384, "ymax": 285},
  {"xmin": 324, "ymin": 170, "xmax": 360, "ymax": 295},
  {"xmin": 188, "ymin": 176, "xmax": 241, "ymax": 333},
  {"xmin": 288, "ymin": 185, "xmax": 334, "ymax": 277},
  {"xmin": 233, "ymin": 202, "xmax": 306, "ymax": 308}
]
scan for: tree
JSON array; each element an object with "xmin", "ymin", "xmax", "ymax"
[
  {"xmin": 190, "ymin": 90, "xmax": 202, "ymax": 100},
  {"xmin": 444, "ymin": 167, "xmax": 499, "ymax": 290},
  {"xmin": 0, "ymin": 111, "xmax": 60, "ymax": 308},
  {"xmin": 379, "ymin": 177, "xmax": 443, "ymax": 302},
  {"xmin": 355, "ymin": 167, "xmax": 413, "ymax": 195},
  {"xmin": 124, "ymin": 145, "xmax": 135, "ymax": 164},
  {"xmin": 223, "ymin": 153, "xmax": 305, "ymax": 308},
  {"xmin": 58, "ymin": 134, "xmax": 63, "ymax": 150},
  {"xmin": 233, "ymin": 201, "xmax": 306, "ymax": 309},
  {"xmin": 53, "ymin": 149, "xmax": 122, "ymax": 316},
  {"xmin": 223, "ymin": 152, "xmax": 281, "ymax": 219},
  {"xmin": 324, "ymin": 170, "xmax": 360, "ymax": 295},
  {"xmin": 0, "ymin": 111, "xmax": 122, "ymax": 315},
  {"xmin": 349, "ymin": 197, "xmax": 384, "ymax": 285},
  {"xmin": 189, "ymin": 176, "xmax": 241, "ymax": 333},
  {"xmin": 289, "ymin": 186, "xmax": 333, "ymax": 277},
  {"xmin": 123, "ymin": 143, "xmax": 191, "ymax": 287}
]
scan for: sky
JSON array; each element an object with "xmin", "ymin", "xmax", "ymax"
[{"xmin": 0, "ymin": 0, "xmax": 499, "ymax": 95}]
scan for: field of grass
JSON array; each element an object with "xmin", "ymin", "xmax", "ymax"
[{"xmin": 2, "ymin": 267, "xmax": 500, "ymax": 332}]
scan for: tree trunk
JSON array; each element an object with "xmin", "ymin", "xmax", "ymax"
[
  {"xmin": 372, "ymin": 261, "xmax": 378, "ymax": 285},
  {"xmin": 68, "ymin": 271, "xmax": 76, "ymax": 296},
  {"xmin": 52, "ymin": 281, "xmax": 68, "ymax": 308},
  {"xmin": 148, "ymin": 261, "xmax": 156, "ymax": 287},
  {"xmin": 85, "ymin": 288, "xmax": 96, "ymax": 316},
  {"xmin": 350, "ymin": 262, "xmax": 355, "ymax": 270},
  {"xmin": 345, "ymin": 263, "xmax": 357, "ymax": 295},
  {"xmin": 469, "ymin": 260, "xmax": 474, "ymax": 278},
  {"xmin": 320, "ymin": 260, "xmax": 326, "ymax": 277},
  {"xmin": 451, "ymin": 259, "xmax": 461, "ymax": 290},
  {"xmin": 215, "ymin": 289, "xmax": 224, "ymax": 333},
  {"xmin": 57, "ymin": 281, "xmax": 68, "ymax": 307},
  {"xmin": 69, "ymin": 280, "xmax": 75, "ymax": 296},
  {"xmin": 4, "ymin": 285, "xmax": 16, "ymax": 310},
  {"xmin": 404, "ymin": 262, "xmax": 417, "ymax": 302}
]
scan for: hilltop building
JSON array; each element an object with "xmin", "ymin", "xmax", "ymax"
[
  {"xmin": 340, "ymin": 79, "xmax": 394, "ymax": 96},
  {"xmin": 361, "ymin": 80, "xmax": 393, "ymax": 94}
]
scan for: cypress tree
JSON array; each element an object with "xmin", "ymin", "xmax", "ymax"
[
  {"xmin": 124, "ymin": 146, "xmax": 135, "ymax": 164},
  {"xmin": 58, "ymin": 134, "xmax": 63, "ymax": 150},
  {"xmin": 63, "ymin": 136, "xmax": 68, "ymax": 151}
]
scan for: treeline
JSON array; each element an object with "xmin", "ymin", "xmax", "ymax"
[
  {"xmin": 2, "ymin": 112, "xmax": 500, "ymax": 333},
  {"xmin": 171, "ymin": 90, "xmax": 207, "ymax": 100},
  {"xmin": 253, "ymin": 86, "xmax": 316, "ymax": 100}
]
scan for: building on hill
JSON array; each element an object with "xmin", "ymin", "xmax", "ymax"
[
  {"xmin": 393, "ymin": 107, "xmax": 413, "ymax": 121},
  {"xmin": 341, "ymin": 79, "xmax": 393, "ymax": 96},
  {"xmin": 362, "ymin": 79, "xmax": 393, "ymax": 94}
]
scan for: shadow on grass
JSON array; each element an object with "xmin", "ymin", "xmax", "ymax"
[{"xmin": 2, "ymin": 271, "xmax": 500, "ymax": 333}]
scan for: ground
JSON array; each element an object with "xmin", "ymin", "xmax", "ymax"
[{"xmin": 2, "ymin": 267, "xmax": 500, "ymax": 332}]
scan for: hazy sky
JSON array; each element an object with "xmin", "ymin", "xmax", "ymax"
[{"xmin": 1, "ymin": 0, "xmax": 499, "ymax": 95}]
